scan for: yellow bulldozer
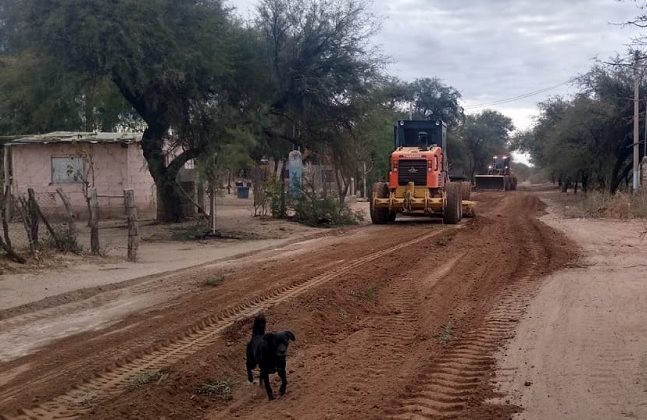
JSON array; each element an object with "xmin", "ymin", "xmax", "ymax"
[{"xmin": 370, "ymin": 120, "xmax": 475, "ymax": 224}]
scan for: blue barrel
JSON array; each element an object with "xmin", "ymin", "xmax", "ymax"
[{"xmin": 237, "ymin": 186, "xmax": 250, "ymax": 199}]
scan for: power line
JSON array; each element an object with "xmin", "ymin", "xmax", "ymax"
[{"xmin": 463, "ymin": 77, "xmax": 578, "ymax": 110}]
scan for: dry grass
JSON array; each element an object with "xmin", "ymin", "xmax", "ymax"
[
  {"xmin": 560, "ymin": 191, "xmax": 647, "ymax": 219},
  {"xmin": 196, "ymin": 379, "xmax": 233, "ymax": 400}
]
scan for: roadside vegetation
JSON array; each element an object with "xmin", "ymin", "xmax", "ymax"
[{"xmin": 555, "ymin": 190, "xmax": 647, "ymax": 219}]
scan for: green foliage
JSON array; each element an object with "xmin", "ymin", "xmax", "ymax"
[
  {"xmin": 514, "ymin": 61, "xmax": 644, "ymax": 193},
  {"xmin": 255, "ymin": 0, "xmax": 383, "ymax": 163},
  {"xmin": 291, "ymin": 192, "xmax": 363, "ymax": 227},
  {"xmin": 263, "ymin": 177, "xmax": 287, "ymax": 219},
  {"xmin": 409, "ymin": 77, "xmax": 464, "ymax": 128},
  {"xmin": 462, "ymin": 110, "xmax": 515, "ymax": 178}
]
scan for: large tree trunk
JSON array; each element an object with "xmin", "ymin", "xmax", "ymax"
[
  {"xmin": 140, "ymin": 125, "xmax": 200, "ymax": 222},
  {"xmin": 112, "ymin": 77, "xmax": 195, "ymax": 223}
]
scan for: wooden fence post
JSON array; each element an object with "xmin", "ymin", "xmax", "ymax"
[
  {"xmin": 16, "ymin": 196, "xmax": 36, "ymax": 257},
  {"xmin": 89, "ymin": 188, "xmax": 100, "ymax": 255},
  {"xmin": 2, "ymin": 185, "xmax": 12, "ymax": 249},
  {"xmin": 124, "ymin": 189, "xmax": 139, "ymax": 262},
  {"xmin": 27, "ymin": 188, "xmax": 39, "ymax": 244}
]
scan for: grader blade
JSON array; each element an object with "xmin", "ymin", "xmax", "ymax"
[{"xmin": 474, "ymin": 175, "xmax": 505, "ymax": 191}]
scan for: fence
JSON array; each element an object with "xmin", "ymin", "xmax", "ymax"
[{"xmin": 1, "ymin": 187, "xmax": 142, "ymax": 262}]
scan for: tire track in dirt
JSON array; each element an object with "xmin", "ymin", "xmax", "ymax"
[
  {"xmin": 387, "ymin": 197, "xmax": 555, "ymax": 419},
  {"xmin": 332, "ymin": 280, "xmax": 420, "ymax": 415},
  {"xmin": 4, "ymin": 227, "xmax": 454, "ymax": 420}
]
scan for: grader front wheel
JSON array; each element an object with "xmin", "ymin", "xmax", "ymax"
[{"xmin": 370, "ymin": 182, "xmax": 391, "ymax": 224}]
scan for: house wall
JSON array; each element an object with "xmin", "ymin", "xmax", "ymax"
[{"xmin": 10, "ymin": 143, "xmax": 156, "ymax": 220}]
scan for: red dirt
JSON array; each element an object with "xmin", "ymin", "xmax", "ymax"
[{"xmin": 0, "ymin": 192, "xmax": 576, "ymax": 420}]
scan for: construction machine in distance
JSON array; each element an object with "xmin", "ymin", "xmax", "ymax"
[
  {"xmin": 474, "ymin": 155, "xmax": 517, "ymax": 191},
  {"xmin": 370, "ymin": 120, "xmax": 476, "ymax": 225}
]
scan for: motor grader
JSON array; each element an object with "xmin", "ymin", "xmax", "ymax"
[
  {"xmin": 370, "ymin": 120, "xmax": 476, "ymax": 224},
  {"xmin": 474, "ymin": 155, "xmax": 517, "ymax": 191}
]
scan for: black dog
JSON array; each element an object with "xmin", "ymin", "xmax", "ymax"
[{"xmin": 246, "ymin": 313, "xmax": 295, "ymax": 400}]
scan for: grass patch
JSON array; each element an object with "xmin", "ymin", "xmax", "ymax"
[
  {"xmin": 201, "ymin": 274, "xmax": 225, "ymax": 287},
  {"xmin": 436, "ymin": 322, "xmax": 454, "ymax": 344},
  {"xmin": 196, "ymin": 379, "xmax": 233, "ymax": 400},
  {"xmin": 362, "ymin": 286, "xmax": 378, "ymax": 301},
  {"xmin": 127, "ymin": 371, "xmax": 161, "ymax": 391}
]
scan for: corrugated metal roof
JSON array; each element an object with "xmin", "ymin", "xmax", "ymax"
[{"xmin": 5, "ymin": 131, "xmax": 142, "ymax": 146}]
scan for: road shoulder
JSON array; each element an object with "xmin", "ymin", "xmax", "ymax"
[{"xmin": 493, "ymin": 196, "xmax": 647, "ymax": 419}]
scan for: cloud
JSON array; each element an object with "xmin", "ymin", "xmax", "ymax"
[{"xmin": 229, "ymin": 0, "xmax": 642, "ymax": 129}]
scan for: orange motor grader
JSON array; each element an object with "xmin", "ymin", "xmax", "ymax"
[{"xmin": 370, "ymin": 120, "xmax": 476, "ymax": 224}]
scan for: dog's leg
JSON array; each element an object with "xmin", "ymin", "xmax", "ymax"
[
  {"xmin": 246, "ymin": 360, "xmax": 255, "ymax": 383},
  {"xmin": 260, "ymin": 370, "xmax": 274, "ymax": 400},
  {"xmin": 278, "ymin": 368, "xmax": 288, "ymax": 396}
]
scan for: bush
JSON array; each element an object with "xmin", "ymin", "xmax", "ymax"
[
  {"xmin": 260, "ymin": 177, "xmax": 287, "ymax": 219},
  {"xmin": 291, "ymin": 192, "xmax": 363, "ymax": 227},
  {"xmin": 260, "ymin": 176, "xmax": 363, "ymax": 227},
  {"xmin": 44, "ymin": 225, "xmax": 82, "ymax": 253}
]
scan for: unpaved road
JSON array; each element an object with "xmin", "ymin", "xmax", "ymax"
[
  {"xmin": 494, "ymin": 196, "xmax": 647, "ymax": 419},
  {"xmin": 0, "ymin": 192, "xmax": 576, "ymax": 419}
]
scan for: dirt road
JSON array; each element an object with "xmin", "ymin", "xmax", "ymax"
[
  {"xmin": 494, "ymin": 196, "xmax": 647, "ymax": 419},
  {"xmin": 0, "ymin": 192, "xmax": 575, "ymax": 419}
]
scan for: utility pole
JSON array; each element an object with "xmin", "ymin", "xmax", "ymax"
[{"xmin": 633, "ymin": 50, "xmax": 641, "ymax": 193}]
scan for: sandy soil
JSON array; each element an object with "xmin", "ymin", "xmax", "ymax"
[
  {"xmin": 493, "ymin": 195, "xmax": 647, "ymax": 419},
  {"xmin": 0, "ymin": 192, "xmax": 577, "ymax": 419},
  {"xmin": 0, "ymin": 195, "xmax": 357, "ymax": 362}
]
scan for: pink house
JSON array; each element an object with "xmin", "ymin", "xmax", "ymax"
[{"xmin": 3, "ymin": 132, "xmax": 156, "ymax": 220}]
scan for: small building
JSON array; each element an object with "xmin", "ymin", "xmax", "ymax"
[{"xmin": 3, "ymin": 132, "xmax": 156, "ymax": 220}]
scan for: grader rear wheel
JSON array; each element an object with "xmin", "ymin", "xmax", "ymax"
[
  {"xmin": 443, "ymin": 182, "xmax": 462, "ymax": 224},
  {"xmin": 460, "ymin": 181, "xmax": 472, "ymax": 200},
  {"xmin": 370, "ymin": 182, "xmax": 391, "ymax": 224}
]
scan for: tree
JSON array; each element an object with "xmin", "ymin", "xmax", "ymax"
[
  {"xmin": 255, "ymin": 0, "xmax": 383, "ymax": 204},
  {"xmin": 1, "ymin": 0, "xmax": 236, "ymax": 221},
  {"xmin": 409, "ymin": 78, "xmax": 464, "ymax": 128},
  {"xmin": 462, "ymin": 110, "xmax": 515, "ymax": 180},
  {"xmin": 0, "ymin": 52, "xmax": 137, "ymax": 134},
  {"xmin": 514, "ymin": 61, "xmax": 645, "ymax": 193}
]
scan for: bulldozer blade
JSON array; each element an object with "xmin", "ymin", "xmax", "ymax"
[{"xmin": 474, "ymin": 175, "xmax": 505, "ymax": 191}]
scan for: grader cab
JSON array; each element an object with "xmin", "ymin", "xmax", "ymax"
[{"xmin": 370, "ymin": 120, "xmax": 475, "ymax": 224}]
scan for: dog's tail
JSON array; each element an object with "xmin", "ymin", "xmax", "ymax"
[{"xmin": 252, "ymin": 313, "xmax": 266, "ymax": 337}]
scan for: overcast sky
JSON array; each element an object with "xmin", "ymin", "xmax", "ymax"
[{"xmin": 230, "ymin": 0, "xmax": 642, "ymax": 131}]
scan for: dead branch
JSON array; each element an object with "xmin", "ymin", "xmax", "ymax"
[{"xmin": 56, "ymin": 187, "xmax": 77, "ymax": 239}]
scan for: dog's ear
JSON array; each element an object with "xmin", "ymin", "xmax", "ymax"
[{"xmin": 285, "ymin": 331, "xmax": 296, "ymax": 341}]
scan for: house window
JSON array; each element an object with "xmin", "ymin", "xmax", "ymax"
[{"xmin": 52, "ymin": 156, "xmax": 86, "ymax": 183}]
